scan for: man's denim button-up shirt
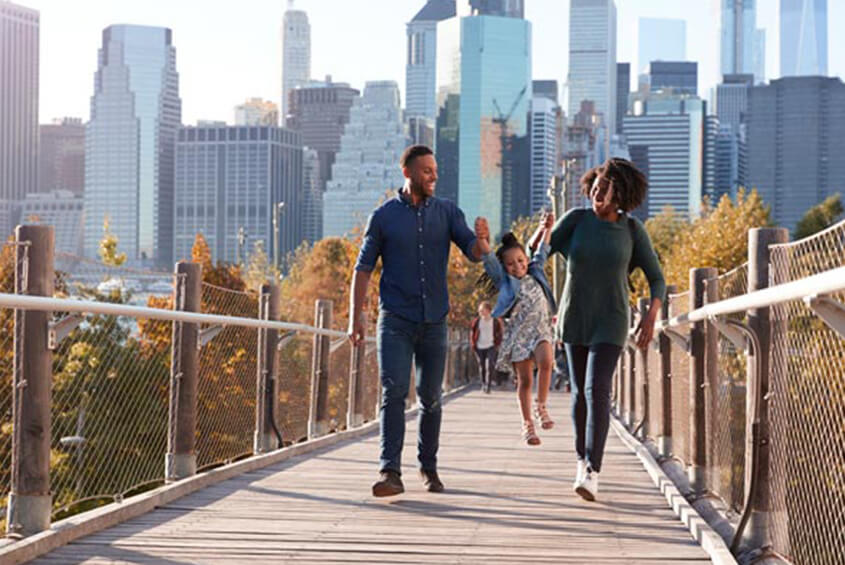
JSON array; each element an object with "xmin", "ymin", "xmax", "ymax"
[{"xmin": 354, "ymin": 190, "xmax": 479, "ymax": 323}]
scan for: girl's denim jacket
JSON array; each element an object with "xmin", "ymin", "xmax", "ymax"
[{"xmin": 482, "ymin": 242, "xmax": 557, "ymax": 319}]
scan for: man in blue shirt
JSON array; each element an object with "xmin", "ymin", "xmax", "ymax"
[{"xmin": 349, "ymin": 144, "xmax": 489, "ymax": 497}]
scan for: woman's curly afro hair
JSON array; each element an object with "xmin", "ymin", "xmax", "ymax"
[{"xmin": 580, "ymin": 157, "xmax": 648, "ymax": 213}]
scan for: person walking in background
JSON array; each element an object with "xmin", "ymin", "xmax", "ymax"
[
  {"xmin": 477, "ymin": 212, "xmax": 557, "ymax": 446},
  {"xmin": 470, "ymin": 301, "xmax": 503, "ymax": 394},
  {"xmin": 348, "ymin": 144, "xmax": 489, "ymax": 497},
  {"xmin": 549, "ymin": 157, "xmax": 666, "ymax": 501}
]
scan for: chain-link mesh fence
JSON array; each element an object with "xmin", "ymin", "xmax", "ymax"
[
  {"xmin": 327, "ymin": 337, "xmax": 351, "ymax": 432},
  {"xmin": 197, "ymin": 283, "xmax": 259, "ymax": 470},
  {"xmin": 277, "ymin": 333, "xmax": 313, "ymax": 445},
  {"xmin": 668, "ymin": 291, "xmax": 691, "ymax": 465},
  {"xmin": 705, "ymin": 264, "xmax": 748, "ymax": 514},
  {"xmin": 48, "ymin": 259, "xmax": 174, "ymax": 520},
  {"xmin": 0, "ymin": 241, "xmax": 26, "ymax": 532},
  {"xmin": 767, "ymin": 222, "xmax": 845, "ymax": 565}
]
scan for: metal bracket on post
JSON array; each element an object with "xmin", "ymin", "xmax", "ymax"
[
  {"xmin": 276, "ymin": 330, "xmax": 297, "ymax": 350},
  {"xmin": 804, "ymin": 295, "xmax": 845, "ymax": 339},
  {"xmin": 709, "ymin": 316, "xmax": 748, "ymax": 351},
  {"xmin": 197, "ymin": 325, "xmax": 224, "ymax": 349},
  {"xmin": 48, "ymin": 314, "xmax": 84, "ymax": 350},
  {"xmin": 662, "ymin": 328, "xmax": 690, "ymax": 353},
  {"xmin": 329, "ymin": 336, "xmax": 347, "ymax": 354}
]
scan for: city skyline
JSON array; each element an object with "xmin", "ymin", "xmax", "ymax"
[{"xmin": 21, "ymin": 0, "xmax": 844, "ymax": 126}]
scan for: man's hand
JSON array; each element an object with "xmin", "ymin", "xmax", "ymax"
[{"xmin": 348, "ymin": 314, "xmax": 365, "ymax": 346}]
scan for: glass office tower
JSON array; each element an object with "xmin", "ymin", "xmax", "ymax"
[{"xmin": 84, "ymin": 25, "xmax": 181, "ymax": 266}]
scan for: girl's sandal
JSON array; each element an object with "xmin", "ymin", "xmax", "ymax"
[
  {"xmin": 522, "ymin": 421, "xmax": 541, "ymax": 446},
  {"xmin": 535, "ymin": 402, "xmax": 555, "ymax": 430}
]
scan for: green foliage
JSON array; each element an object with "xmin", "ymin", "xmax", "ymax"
[{"xmin": 793, "ymin": 193, "xmax": 843, "ymax": 241}]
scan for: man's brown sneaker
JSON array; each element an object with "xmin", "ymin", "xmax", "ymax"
[
  {"xmin": 372, "ymin": 470, "xmax": 404, "ymax": 497},
  {"xmin": 420, "ymin": 469, "xmax": 444, "ymax": 493}
]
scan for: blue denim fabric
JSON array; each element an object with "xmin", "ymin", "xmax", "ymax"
[
  {"xmin": 354, "ymin": 191, "xmax": 479, "ymax": 323},
  {"xmin": 565, "ymin": 342, "xmax": 623, "ymax": 473},
  {"xmin": 377, "ymin": 311, "xmax": 447, "ymax": 474},
  {"xmin": 481, "ymin": 242, "xmax": 556, "ymax": 319}
]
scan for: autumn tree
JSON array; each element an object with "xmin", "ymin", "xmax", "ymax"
[{"xmin": 793, "ymin": 193, "xmax": 843, "ymax": 241}]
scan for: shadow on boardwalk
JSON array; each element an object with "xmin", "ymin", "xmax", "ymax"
[{"xmin": 32, "ymin": 388, "xmax": 712, "ymax": 564}]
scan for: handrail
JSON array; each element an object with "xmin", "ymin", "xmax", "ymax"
[
  {"xmin": 655, "ymin": 266, "xmax": 845, "ymax": 331},
  {"xmin": 0, "ymin": 292, "xmax": 374, "ymax": 341}
]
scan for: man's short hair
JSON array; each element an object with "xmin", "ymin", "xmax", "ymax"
[{"xmin": 400, "ymin": 144, "xmax": 434, "ymax": 169}]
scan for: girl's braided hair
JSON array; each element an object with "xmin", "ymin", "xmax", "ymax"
[{"xmin": 476, "ymin": 232, "xmax": 526, "ymax": 297}]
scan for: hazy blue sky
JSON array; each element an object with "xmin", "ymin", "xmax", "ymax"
[{"xmin": 25, "ymin": 0, "xmax": 844, "ymax": 125}]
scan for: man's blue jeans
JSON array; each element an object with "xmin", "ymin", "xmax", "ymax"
[{"xmin": 377, "ymin": 311, "xmax": 447, "ymax": 474}]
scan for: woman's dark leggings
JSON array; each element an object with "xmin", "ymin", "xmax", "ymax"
[{"xmin": 565, "ymin": 343, "xmax": 623, "ymax": 473}]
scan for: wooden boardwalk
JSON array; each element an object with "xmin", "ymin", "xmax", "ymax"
[{"xmin": 32, "ymin": 388, "xmax": 712, "ymax": 564}]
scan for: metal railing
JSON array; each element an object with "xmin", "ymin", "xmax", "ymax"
[
  {"xmin": 615, "ymin": 222, "xmax": 845, "ymax": 565},
  {"xmin": 0, "ymin": 225, "xmax": 478, "ymax": 540}
]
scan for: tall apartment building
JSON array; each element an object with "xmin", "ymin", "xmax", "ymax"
[
  {"xmin": 405, "ymin": 0, "xmax": 456, "ymax": 122},
  {"xmin": 39, "ymin": 117, "xmax": 84, "ymax": 196},
  {"xmin": 459, "ymin": 10, "xmax": 532, "ymax": 236},
  {"xmin": 301, "ymin": 147, "xmax": 322, "ymax": 243},
  {"xmin": 529, "ymin": 96, "xmax": 560, "ymax": 215},
  {"xmin": 0, "ymin": 1, "xmax": 39, "ymax": 212},
  {"xmin": 568, "ymin": 0, "xmax": 616, "ymax": 135},
  {"xmin": 173, "ymin": 124, "xmax": 303, "ymax": 266},
  {"xmin": 281, "ymin": 4, "xmax": 310, "ymax": 118},
  {"xmin": 234, "ymin": 98, "xmax": 279, "ymax": 126},
  {"xmin": 746, "ymin": 77, "xmax": 845, "ymax": 231},
  {"xmin": 648, "ymin": 62, "xmax": 697, "ymax": 95},
  {"xmin": 623, "ymin": 95, "xmax": 709, "ymax": 219},
  {"xmin": 719, "ymin": 0, "xmax": 765, "ymax": 83},
  {"xmin": 19, "ymin": 190, "xmax": 83, "ymax": 255},
  {"xmin": 615, "ymin": 63, "xmax": 630, "ymax": 134},
  {"xmin": 323, "ymin": 81, "xmax": 408, "ymax": 238},
  {"xmin": 84, "ymin": 25, "xmax": 181, "ymax": 266},
  {"xmin": 780, "ymin": 0, "xmax": 827, "ymax": 77}
]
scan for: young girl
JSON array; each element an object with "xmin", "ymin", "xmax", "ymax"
[{"xmin": 477, "ymin": 212, "xmax": 557, "ymax": 445}]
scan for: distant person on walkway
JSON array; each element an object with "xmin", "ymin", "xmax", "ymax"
[
  {"xmin": 477, "ymin": 212, "xmax": 557, "ymax": 446},
  {"xmin": 470, "ymin": 301, "xmax": 503, "ymax": 393},
  {"xmin": 550, "ymin": 158, "xmax": 666, "ymax": 501},
  {"xmin": 348, "ymin": 144, "xmax": 488, "ymax": 497}
]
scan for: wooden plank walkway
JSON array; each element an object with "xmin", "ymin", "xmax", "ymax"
[{"xmin": 32, "ymin": 388, "xmax": 711, "ymax": 564}]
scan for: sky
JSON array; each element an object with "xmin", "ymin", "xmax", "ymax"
[{"xmin": 22, "ymin": 0, "xmax": 845, "ymax": 125}]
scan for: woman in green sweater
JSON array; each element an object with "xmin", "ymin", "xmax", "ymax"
[{"xmin": 550, "ymin": 158, "xmax": 666, "ymax": 501}]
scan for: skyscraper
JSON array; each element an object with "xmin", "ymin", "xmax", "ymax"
[
  {"xmin": 638, "ymin": 18, "xmax": 686, "ymax": 74},
  {"xmin": 405, "ymin": 0, "xmax": 456, "ymax": 121},
  {"xmin": 173, "ymin": 124, "xmax": 303, "ymax": 266},
  {"xmin": 281, "ymin": 3, "xmax": 310, "ymax": 119},
  {"xmin": 286, "ymin": 78, "xmax": 359, "ymax": 189},
  {"xmin": 714, "ymin": 74, "xmax": 752, "ymax": 202},
  {"xmin": 84, "ymin": 25, "xmax": 181, "ymax": 266},
  {"xmin": 433, "ymin": 14, "xmax": 462, "ymax": 204},
  {"xmin": 234, "ymin": 98, "xmax": 279, "ymax": 126},
  {"xmin": 615, "ymin": 63, "xmax": 630, "ymax": 134},
  {"xmin": 0, "ymin": 1, "xmax": 39, "ymax": 208},
  {"xmin": 719, "ymin": 0, "xmax": 764, "ymax": 83},
  {"xmin": 19, "ymin": 191, "xmax": 83, "ymax": 255},
  {"xmin": 746, "ymin": 77, "xmax": 845, "ymax": 231},
  {"xmin": 648, "ymin": 62, "xmax": 698, "ymax": 95},
  {"xmin": 529, "ymin": 96, "xmax": 559, "ymax": 215},
  {"xmin": 532, "ymin": 80, "xmax": 559, "ymax": 104},
  {"xmin": 323, "ymin": 81, "xmax": 408, "ymax": 238},
  {"xmin": 459, "ymin": 11, "xmax": 532, "ymax": 236},
  {"xmin": 469, "ymin": 0, "xmax": 524, "ymax": 18},
  {"xmin": 301, "ymin": 147, "xmax": 322, "ymax": 243},
  {"xmin": 568, "ymin": 0, "xmax": 617, "ymax": 135},
  {"xmin": 780, "ymin": 0, "xmax": 827, "ymax": 77},
  {"xmin": 623, "ymin": 95, "xmax": 708, "ymax": 219},
  {"xmin": 39, "ymin": 118, "xmax": 84, "ymax": 196}
]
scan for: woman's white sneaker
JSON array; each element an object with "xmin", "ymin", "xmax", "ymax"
[
  {"xmin": 574, "ymin": 466, "xmax": 598, "ymax": 501},
  {"xmin": 573, "ymin": 459, "xmax": 586, "ymax": 488}
]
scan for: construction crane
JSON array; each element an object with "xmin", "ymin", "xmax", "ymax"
[{"xmin": 492, "ymin": 84, "xmax": 528, "ymax": 230}]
